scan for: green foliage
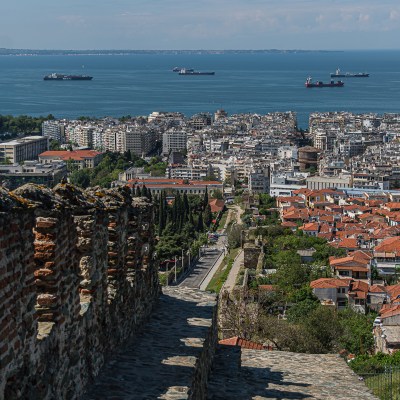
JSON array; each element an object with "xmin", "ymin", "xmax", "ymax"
[
  {"xmin": 0, "ymin": 114, "xmax": 54, "ymax": 137},
  {"xmin": 338, "ymin": 309, "xmax": 375, "ymax": 355},
  {"xmin": 69, "ymin": 168, "xmax": 91, "ymax": 188},
  {"xmin": 212, "ymin": 189, "xmax": 223, "ymax": 200},
  {"xmin": 204, "ymin": 204, "xmax": 212, "ymax": 227},
  {"xmin": 227, "ymin": 223, "xmax": 243, "ymax": 249},
  {"xmin": 350, "ymin": 352, "xmax": 400, "ymax": 374},
  {"xmin": 49, "ymin": 139, "xmax": 62, "ymax": 150}
]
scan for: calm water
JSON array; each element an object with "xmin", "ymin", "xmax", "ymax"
[{"xmin": 0, "ymin": 51, "xmax": 399, "ymax": 129}]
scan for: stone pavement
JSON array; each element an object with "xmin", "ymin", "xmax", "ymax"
[
  {"xmin": 83, "ymin": 287, "xmax": 217, "ymax": 400},
  {"xmin": 207, "ymin": 347, "xmax": 379, "ymax": 400}
]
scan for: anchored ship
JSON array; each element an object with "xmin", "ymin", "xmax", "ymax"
[
  {"xmin": 178, "ymin": 68, "xmax": 215, "ymax": 75},
  {"xmin": 305, "ymin": 77, "xmax": 344, "ymax": 88},
  {"xmin": 44, "ymin": 73, "xmax": 93, "ymax": 80},
  {"xmin": 330, "ymin": 68, "xmax": 369, "ymax": 78}
]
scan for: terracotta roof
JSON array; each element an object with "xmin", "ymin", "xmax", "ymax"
[
  {"xmin": 258, "ymin": 285, "xmax": 276, "ymax": 292},
  {"xmin": 301, "ymin": 222, "xmax": 319, "ymax": 231},
  {"xmin": 310, "ymin": 278, "xmax": 351, "ymax": 289},
  {"xmin": 39, "ymin": 150, "xmax": 102, "ymax": 160},
  {"xmin": 209, "ymin": 198, "xmax": 225, "ymax": 213},
  {"xmin": 369, "ymin": 284, "xmax": 387, "ymax": 294},
  {"xmin": 375, "ymin": 236, "xmax": 400, "ymax": 255},
  {"xmin": 380, "ymin": 305, "xmax": 400, "ymax": 319},
  {"xmin": 219, "ymin": 336, "xmax": 266, "ymax": 350}
]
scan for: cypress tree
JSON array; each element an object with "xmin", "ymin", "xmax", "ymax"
[
  {"xmin": 158, "ymin": 195, "xmax": 165, "ymax": 236},
  {"xmin": 203, "ymin": 186, "xmax": 209, "ymax": 210},
  {"xmin": 197, "ymin": 211, "xmax": 204, "ymax": 232},
  {"xmin": 147, "ymin": 189, "xmax": 153, "ymax": 202},
  {"xmin": 204, "ymin": 203, "xmax": 212, "ymax": 227},
  {"xmin": 189, "ymin": 207, "xmax": 195, "ymax": 226},
  {"xmin": 142, "ymin": 185, "xmax": 148, "ymax": 198},
  {"xmin": 136, "ymin": 186, "xmax": 142, "ymax": 197},
  {"xmin": 183, "ymin": 192, "xmax": 189, "ymax": 222}
]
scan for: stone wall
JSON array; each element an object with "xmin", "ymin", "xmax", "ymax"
[{"xmin": 0, "ymin": 183, "xmax": 159, "ymax": 400}]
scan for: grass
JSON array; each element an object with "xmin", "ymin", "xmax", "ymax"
[
  {"xmin": 362, "ymin": 370, "xmax": 400, "ymax": 400},
  {"xmin": 206, "ymin": 247, "xmax": 240, "ymax": 293},
  {"xmin": 215, "ymin": 210, "xmax": 228, "ymax": 231}
]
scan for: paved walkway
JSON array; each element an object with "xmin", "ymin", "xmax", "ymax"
[
  {"xmin": 221, "ymin": 249, "xmax": 244, "ymax": 293},
  {"xmin": 178, "ymin": 248, "xmax": 222, "ymax": 290},
  {"xmin": 207, "ymin": 348, "xmax": 379, "ymax": 400},
  {"xmin": 83, "ymin": 287, "xmax": 216, "ymax": 400}
]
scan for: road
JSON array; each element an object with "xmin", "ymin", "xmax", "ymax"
[{"xmin": 178, "ymin": 247, "xmax": 223, "ymax": 289}]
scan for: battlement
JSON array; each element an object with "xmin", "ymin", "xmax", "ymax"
[{"xmin": 0, "ymin": 183, "xmax": 159, "ymax": 399}]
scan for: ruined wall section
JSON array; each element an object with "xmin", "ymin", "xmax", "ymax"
[{"xmin": 0, "ymin": 183, "xmax": 159, "ymax": 400}]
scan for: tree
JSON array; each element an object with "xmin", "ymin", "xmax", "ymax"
[
  {"xmin": 69, "ymin": 168, "xmax": 91, "ymax": 188},
  {"xmin": 49, "ymin": 139, "xmax": 61, "ymax": 150},
  {"xmin": 212, "ymin": 189, "xmax": 223, "ymax": 200},
  {"xmin": 196, "ymin": 212, "xmax": 204, "ymax": 232},
  {"xmin": 204, "ymin": 203, "xmax": 212, "ymax": 227},
  {"xmin": 227, "ymin": 223, "xmax": 242, "ymax": 249},
  {"xmin": 203, "ymin": 186, "xmax": 209, "ymax": 210},
  {"xmin": 338, "ymin": 309, "xmax": 375, "ymax": 355}
]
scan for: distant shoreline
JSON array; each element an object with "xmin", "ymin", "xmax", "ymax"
[{"xmin": 0, "ymin": 48, "xmax": 343, "ymax": 56}]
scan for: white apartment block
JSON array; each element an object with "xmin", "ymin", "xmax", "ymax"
[
  {"xmin": 41, "ymin": 120, "xmax": 66, "ymax": 143},
  {"xmin": 162, "ymin": 130, "xmax": 187, "ymax": 155},
  {"xmin": 0, "ymin": 136, "xmax": 49, "ymax": 164}
]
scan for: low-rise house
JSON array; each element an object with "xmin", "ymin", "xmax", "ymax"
[
  {"xmin": 347, "ymin": 280, "xmax": 369, "ymax": 313},
  {"xmin": 374, "ymin": 236, "xmax": 400, "ymax": 276},
  {"xmin": 300, "ymin": 222, "xmax": 319, "ymax": 236},
  {"xmin": 329, "ymin": 250, "xmax": 372, "ymax": 280},
  {"xmin": 368, "ymin": 284, "xmax": 388, "ymax": 312},
  {"xmin": 310, "ymin": 278, "xmax": 351, "ymax": 310}
]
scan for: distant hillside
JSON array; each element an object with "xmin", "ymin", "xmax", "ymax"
[{"xmin": 0, "ymin": 48, "xmax": 341, "ymax": 56}]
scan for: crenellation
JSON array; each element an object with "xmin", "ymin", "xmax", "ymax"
[{"xmin": 0, "ymin": 183, "xmax": 159, "ymax": 399}]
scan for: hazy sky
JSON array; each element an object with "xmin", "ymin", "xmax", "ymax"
[{"xmin": 2, "ymin": 0, "xmax": 400, "ymax": 50}]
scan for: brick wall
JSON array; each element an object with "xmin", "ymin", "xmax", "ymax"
[{"xmin": 0, "ymin": 183, "xmax": 159, "ymax": 399}]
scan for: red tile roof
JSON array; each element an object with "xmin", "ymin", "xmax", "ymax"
[
  {"xmin": 310, "ymin": 278, "xmax": 351, "ymax": 289},
  {"xmin": 39, "ymin": 150, "xmax": 102, "ymax": 160},
  {"xmin": 219, "ymin": 336, "xmax": 266, "ymax": 350}
]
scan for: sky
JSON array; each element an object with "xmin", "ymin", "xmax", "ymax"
[{"xmin": 2, "ymin": 0, "xmax": 400, "ymax": 50}]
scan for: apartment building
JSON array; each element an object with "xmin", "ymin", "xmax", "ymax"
[{"xmin": 0, "ymin": 136, "xmax": 49, "ymax": 164}]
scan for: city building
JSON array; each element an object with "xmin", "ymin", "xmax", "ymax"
[
  {"xmin": 39, "ymin": 150, "xmax": 103, "ymax": 169},
  {"xmin": 42, "ymin": 120, "xmax": 66, "ymax": 143},
  {"xmin": 162, "ymin": 130, "xmax": 187, "ymax": 155},
  {"xmin": 0, "ymin": 161, "xmax": 67, "ymax": 190},
  {"xmin": 0, "ymin": 136, "xmax": 49, "ymax": 164}
]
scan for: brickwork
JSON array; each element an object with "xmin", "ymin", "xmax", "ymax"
[{"xmin": 0, "ymin": 183, "xmax": 159, "ymax": 400}]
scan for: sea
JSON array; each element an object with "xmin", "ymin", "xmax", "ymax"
[{"xmin": 0, "ymin": 50, "xmax": 400, "ymax": 129}]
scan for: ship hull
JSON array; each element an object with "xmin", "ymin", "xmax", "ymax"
[
  {"xmin": 44, "ymin": 74, "xmax": 93, "ymax": 80},
  {"xmin": 305, "ymin": 82, "xmax": 344, "ymax": 88},
  {"xmin": 330, "ymin": 73, "xmax": 369, "ymax": 78},
  {"xmin": 178, "ymin": 72, "xmax": 215, "ymax": 75}
]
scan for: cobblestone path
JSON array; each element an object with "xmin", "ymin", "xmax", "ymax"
[{"xmin": 83, "ymin": 287, "xmax": 217, "ymax": 400}]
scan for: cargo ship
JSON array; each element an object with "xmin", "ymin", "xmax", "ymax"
[
  {"xmin": 305, "ymin": 77, "xmax": 344, "ymax": 88},
  {"xmin": 178, "ymin": 68, "xmax": 215, "ymax": 75},
  {"xmin": 43, "ymin": 73, "xmax": 93, "ymax": 80},
  {"xmin": 330, "ymin": 68, "xmax": 369, "ymax": 78}
]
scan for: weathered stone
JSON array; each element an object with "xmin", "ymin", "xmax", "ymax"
[{"xmin": 0, "ymin": 184, "xmax": 159, "ymax": 399}]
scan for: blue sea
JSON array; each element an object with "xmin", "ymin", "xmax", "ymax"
[{"xmin": 0, "ymin": 51, "xmax": 400, "ymax": 129}]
